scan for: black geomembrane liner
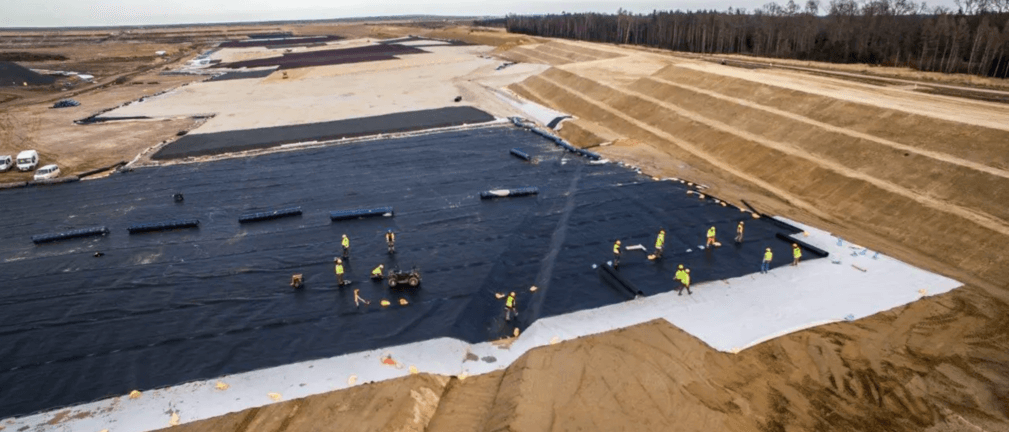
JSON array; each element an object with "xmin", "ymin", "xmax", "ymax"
[
  {"xmin": 0, "ymin": 126, "xmax": 815, "ymax": 418},
  {"xmin": 152, "ymin": 106, "xmax": 496, "ymax": 160}
]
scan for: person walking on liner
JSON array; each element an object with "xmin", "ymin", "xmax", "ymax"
[
  {"xmin": 792, "ymin": 243, "xmax": 802, "ymax": 266},
  {"xmin": 385, "ymin": 229, "xmax": 396, "ymax": 254},
  {"xmin": 761, "ymin": 248, "xmax": 773, "ymax": 274},
  {"xmin": 735, "ymin": 221, "xmax": 744, "ymax": 243},
  {"xmin": 341, "ymin": 234, "xmax": 350, "ymax": 259},
  {"xmin": 334, "ymin": 258, "xmax": 346, "ymax": 286}
]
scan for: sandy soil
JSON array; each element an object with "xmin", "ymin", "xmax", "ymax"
[
  {"xmin": 101, "ymin": 43, "xmax": 546, "ymax": 135},
  {"xmin": 161, "ymin": 30, "xmax": 1009, "ymax": 432},
  {"xmin": 8, "ymin": 23, "xmax": 1009, "ymax": 432}
]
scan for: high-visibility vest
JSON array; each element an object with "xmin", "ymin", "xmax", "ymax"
[
  {"xmin": 342, "ymin": 237, "xmax": 350, "ymax": 248},
  {"xmin": 656, "ymin": 232, "xmax": 665, "ymax": 248},
  {"xmin": 675, "ymin": 270, "xmax": 685, "ymax": 281},
  {"xmin": 613, "ymin": 242, "xmax": 621, "ymax": 254},
  {"xmin": 505, "ymin": 294, "xmax": 515, "ymax": 308},
  {"xmin": 764, "ymin": 251, "xmax": 773, "ymax": 262},
  {"xmin": 372, "ymin": 266, "xmax": 383, "ymax": 276},
  {"xmin": 793, "ymin": 247, "xmax": 802, "ymax": 258},
  {"xmin": 335, "ymin": 264, "xmax": 345, "ymax": 275},
  {"xmin": 707, "ymin": 227, "xmax": 715, "ymax": 238},
  {"xmin": 682, "ymin": 272, "xmax": 690, "ymax": 286}
]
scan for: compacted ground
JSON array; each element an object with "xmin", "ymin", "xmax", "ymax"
[{"xmin": 7, "ymin": 23, "xmax": 1009, "ymax": 432}]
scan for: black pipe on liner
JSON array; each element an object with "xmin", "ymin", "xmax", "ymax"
[
  {"xmin": 330, "ymin": 206, "xmax": 394, "ymax": 221},
  {"xmin": 127, "ymin": 219, "xmax": 200, "ymax": 234},
  {"xmin": 598, "ymin": 264, "xmax": 643, "ymax": 298},
  {"xmin": 32, "ymin": 226, "xmax": 110, "ymax": 244},
  {"xmin": 740, "ymin": 199, "xmax": 803, "ymax": 234},
  {"xmin": 479, "ymin": 187, "xmax": 539, "ymax": 199},
  {"xmin": 510, "ymin": 148, "xmax": 531, "ymax": 161},
  {"xmin": 775, "ymin": 233, "xmax": 830, "ymax": 258},
  {"xmin": 740, "ymin": 199, "xmax": 761, "ymax": 214},
  {"xmin": 239, "ymin": 207, "xmax": 302, "ymax": 223}
]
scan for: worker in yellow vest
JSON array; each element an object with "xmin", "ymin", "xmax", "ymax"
[
  {"xmin": 678, "ymin": 269, "xmax": 692, "ymax": 296},
  {"xmin": 653, "ymin": 229, "xmax": 666, "ymax": 259},
  {"xmin": 613, "ymin": 239, "xmax": 622, "ymax": 267},
  {"xmin": 385, "ymin": 229, "xmax": 396, "ymax": 254},
  {"xmin": 735, "ymin": 221, "xmax": 744, "ymax": 243},
  {"xmin": 494, "ymin": 291, "xmax": 519, "ymax": 321},
  {"xmin": 761, "ymin": 248, "xmax": 772, "ymax": 274},
  {"xmin": 792, "ymin": 243, "xmax": 802, "ymax": 266},
  {"xmin": 674, "ymin": 264, "xmax": 686, "ymax": 283},
  {"xmin": 341, "ymin": 234, "xmax": 350, "ymax": 259},
  {"xmin": 371, "ymin": 264, "xmax": 385, "ymax": 280},
  {"xmin": 706, "ymin": 226, "xmax": 717, "ymax": 247},
  {"xmin": 334, "ymin": 258, "xmax": 346, "ymax": 286}
]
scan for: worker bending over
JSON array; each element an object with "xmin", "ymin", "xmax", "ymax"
[
  {"xmin": 654, "ymin": 229, "xmax": 666, "ymax": 259},
  {"xmin": 385, "ymin": 229, "xmax": 396, "ymax": 254},
  {"xmin": 334, "ymin": 258, "xmax": 346, "ymax": 286},
  {"xmin": 792, "ymin": 243, "xmax": 802, "ymax": 266},
  {"xmin": 761, "ymin": 248, "xmax": 773, "ymax": 274},
  {"xmin": 613, "ymin": 240, "xmax": 622, "ymax": 268},
  {"xmin": 735, "ymin": 221, "xmax": 744, "ymax": 243},
  {"xmin": 371, "ymin": 264, "xmax": 385, "ymax": 280},
  {"xmin": 678, "ymin": 269, "xmax": 692, "ymax": 296},
  {"xmin": 341, "ymin": 234, "xmax": 350, "ymax": 259},
  {"xmin": 706, "ymin": 226, "xmax": 717, "ymax": 247},
  {"xmin": 353, "ymin": 289, "xmax": 370, "ymax": 307},
  {"xmin": 674, "ymin": 264, "xmax": 686, "ymax": 289}
]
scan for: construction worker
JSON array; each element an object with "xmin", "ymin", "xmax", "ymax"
[
  {"xmin": 385, "ymin": 229, "xmax": 396, "ymax": 254},
  {"xmin": 653, "ymin": 229, "xmax": 666, "ymax": 259},
  {"xmin": 674, "ymin": 264, "xmax": 686, "ymax": 283},
  {"xmin": 735, "ymin": 221, "xmax": 744, "ymax": 243},
  {"xmin": 371, "ymin": 264, "xmax": 385, "ymax": 280},
  {"xmin": 504, "ymin": 291, "xmax": 518, "ymax": 321},
  {"xmin": 792, "ymin": 243, "xmax": 802, "ymax": 266},
  {"xmin": 334, "ymin": 258, "xmax": 346, "ymax": 286},
  {"xmin": 290, "ymin": 274, "xmax": 304, "ymax": 289},
  {"xmin": 353, "ymin": 289, "xmax": 370, "ymax": 307},
  {"xmin": 762, "ymin": 248, "xmax": 773, "ymax": 274},
  {"xmin": 341, "ymin": 234, "xmax": 350, "ymax": 259},
  {"xmin": 678, "ymin": 269, "xmax": 692, "ymax": 296},
  {"xmin": 613, "ymin": 239, "xmax": 622, "ymax": 268},
  {"xmin": 706, "ymin": 226, "xmax": 717, "ymax": 247}
]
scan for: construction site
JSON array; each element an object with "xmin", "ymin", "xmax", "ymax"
[{"xmin": 1, "ymin": 19, "xmax": 1008, "ymax": 432}]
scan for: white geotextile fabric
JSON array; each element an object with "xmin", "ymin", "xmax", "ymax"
[
  {"xmin": 493, "ymin": 90, "xmax": 569, "ymax": 127},
  {"xmin": 9, "ymin": 218, "xmax": 961, "ymax": 432}
]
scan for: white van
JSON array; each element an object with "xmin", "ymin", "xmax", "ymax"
[
  {"xmin": 0, "ymin": 155, "xmax": 12, "ymax": 172},
  {"xmin": 16, "ymin": 150, "xmax": 39, "ymax": 172},
  {"xmin": 33, "ymin": 164, "xmax": 60, "ymax": 180}
]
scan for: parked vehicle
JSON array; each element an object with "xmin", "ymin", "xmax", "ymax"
[
  {"xmin": 0, "ymin": 155, "xmax": 12, "ymax": 172},
  {"xmin": 387, "ymin": 266, "xmax": 422, "ymax": 288},
  {"xmin": 33, "ymin": 164, "xmax": 60, "ymax": 180},
  {"xmin": 16, "ymin": 150, "xmax": 38, "ymax": 172}
]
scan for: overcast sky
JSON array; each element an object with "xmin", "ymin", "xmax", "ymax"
[{"xmin": 4, "ymin": 0, "xmax": 958, "ymax": 27}]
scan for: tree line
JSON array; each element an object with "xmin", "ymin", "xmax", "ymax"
[{"xmin": 504, "ymin": 0, "xmax": 1009, "ymax": 78}]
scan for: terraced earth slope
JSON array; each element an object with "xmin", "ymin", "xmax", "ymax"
[{"xmin": 156, "ymin": 37, "xmax": 1009, "ymax": 432}]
